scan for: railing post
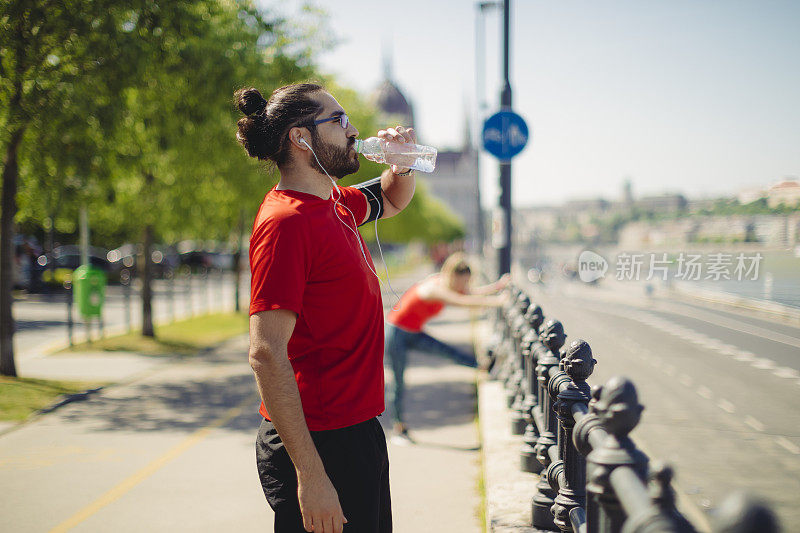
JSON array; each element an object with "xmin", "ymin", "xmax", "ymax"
[
  {"xmin": 625, "ymin": 462, "xmax": 697, "ymax": 532},
  {"xmin": 493, "ymin": 286, "xmax": 521, "ymax": 383},
  {"xmin": 511, "ymin": 301, "xmax": 538, "ymax": 434},
  {"xmin": 711, "ymin": 491, "xmax": 779, "ymax": 533},
  {"xmin": 505, "ymin": 292, "xmax": 531, "ymax": 410},
  {"xmin": 551, "ymin": 339, "xmax": 596, "ymax": 531},
  {"xmin": 531, "ymin": 319, "xmax": 567, "ymax": 530},
  {"xmin": 121, "ymin": 269, "xmax": 132, "ymax": 334},
  {"xmin": 65, "ymin": 280, "xmax": 74, "ymax": 346},
  {"xmin": 574, "ymin": 386, "xmax": 604, "ymax": 533},
  {"xmin": 166, "ymin": 267, "xmax": 175, "ymax": 322},
  {"xmin": 586, "ymin": 377, "xmax": 647, "ymax": 533},
  {"xmin": 520, "ymin": 304, "xmax": 545, "ymax": 473}
]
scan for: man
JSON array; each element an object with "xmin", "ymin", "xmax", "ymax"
[{"xmin": 234, "ymin": 83, "xmax": 417, "ymax": 533}]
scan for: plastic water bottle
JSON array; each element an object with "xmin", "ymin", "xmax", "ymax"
[{"xmin": 354, "ymin": 137, "xmax": 437, "ymax": 173}]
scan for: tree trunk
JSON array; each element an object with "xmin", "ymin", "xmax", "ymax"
[
  {"xmin": 234, "ymin": 209, "xmax": 245, "ymax": 313},
  {"xmin": 141, "ymin": 222, "xmax": 155, "ymax": 337},
  {"xmin": 1, "ymin": 126, "xmax": 26, "ymax": 377},
  {"xmin": 46, "ymin": 216, "xmax": 56, "ymax": 283},
  {"xmin": 140, "ymin": 172, "xmax": 155, "ymax": 338}
]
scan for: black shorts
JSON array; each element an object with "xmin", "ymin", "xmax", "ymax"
[{"xmin": 255, "ymin": 417, "xmax": 392, "ymax": 533}]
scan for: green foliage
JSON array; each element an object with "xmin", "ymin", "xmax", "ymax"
[
  {"xmin": 3, "ymin": 0, "xmax": 465, "ymax": 249},
  {"xmin": 698, "ymin": 197, "xmax": 799, "ymax": 216},
  {"xmin": 369, "ymin": 180, "xmax": 465, "ymax": 244}
]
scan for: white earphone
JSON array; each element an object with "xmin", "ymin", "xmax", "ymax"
[{"xmin": 299, "ymin": 138, "xmax": 310, "ymax": 149}]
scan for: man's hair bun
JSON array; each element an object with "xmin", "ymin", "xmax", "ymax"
[
  {"xmin": 235, "ymin": 87, "xmax": 267, "ymax": 116},
  {"xmin": 233, "ymin": 83, "xmax": 325, "ymax": 165}
]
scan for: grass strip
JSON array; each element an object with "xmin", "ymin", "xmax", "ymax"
[
  {"xmin": 59, "ymin": 312, "xmax": 249, "ymax": 356},
  {"xmin": 0, "ymin": 377, "xmax": 104, "ymax": 422}
]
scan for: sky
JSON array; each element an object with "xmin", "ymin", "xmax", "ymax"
[{"xmin": 264, "ymin": 1, "xmax": 800, "ymax": 208}]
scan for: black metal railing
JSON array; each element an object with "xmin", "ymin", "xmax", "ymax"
[{"xmin": 485, "ymin": 285, "xmax": 778, "ymax": 533}]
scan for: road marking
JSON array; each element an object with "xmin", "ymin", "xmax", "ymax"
[
  {"xmin": 49, "ymin": 393, "xmax": 259, "ymax": 533},
  {"xmin": 751, "ymin": 358, "xmax": 776, "ymax": 370},
  {"xmin": 657, "ymin": 301, "xmax": 800, "ymax": 350},
  {"xmin": 697, "ymin": 386, "xmax": 713, "ymax": 400},
  {"xmin": 718, "ymin": 345, "xmax": 739, "ymax": 356},
  {"xmin": 680, "ymin": 374, "xmax": 693, "ymax": 387},
  {"xmin": 698, "ymin": 338, "xmax": 725, "ymax": 350},
  {"xmin": 745, "ymin": 416, "xmax": 765, "ymax": 432},
  {"xmin": 776, "ymin": 437, "xmax": 800, "ymax": 455},
  {"xmin": 717, "ymin": 399, "xmax": 736, "ymax": 413},
  {"xmin": 565, "ymin": 302, "xmax": 795, "ymax": 384},
  {"xmin": 774, "ymin": 367, "xmax": 800, "ymax": 379}
]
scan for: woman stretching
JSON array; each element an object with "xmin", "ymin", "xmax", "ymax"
[{"xmin": 385, "ymin": 253, "xmax": 509, "ymax": 442}]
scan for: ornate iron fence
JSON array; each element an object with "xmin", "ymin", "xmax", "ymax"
[{"xmin": 486, "ymin": 285, "xmax": 779, "ymax": 533}]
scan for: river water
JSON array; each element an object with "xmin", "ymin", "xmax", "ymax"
[
  {"xmin": 525, "ymin": 245, "xmax": 800, "ymax": 311},
  {"xmin": 686, "ymin": 250, "xmax": 800, "ymax": 309}
]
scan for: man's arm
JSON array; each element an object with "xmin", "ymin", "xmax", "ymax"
[
  {"xmin": 377, "ymin": 126, "xmax": 417, "ymax": 219},
  {"xmin": 249, "ymin": 309, "xmax": 346, "ymax": 533}
]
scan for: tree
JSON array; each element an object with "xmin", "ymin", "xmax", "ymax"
[
  {"xmin": 1, "ymin": 0, "xmax": 138, "ymax": 376},
  {"xmin": 102, "ymin": 0, "xmax": 324, "ymax": 337}
]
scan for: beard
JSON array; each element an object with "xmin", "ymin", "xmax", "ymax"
[{"xmin": 308, "ymin": 131, "xmax": 360, "ymax": 179}]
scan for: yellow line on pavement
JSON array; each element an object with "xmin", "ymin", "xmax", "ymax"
[{"xmin": 50, "ymin": 393, "xmax": 259, "ymax": 533}]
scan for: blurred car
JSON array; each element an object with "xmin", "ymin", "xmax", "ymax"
[
  {"xmin": 176, "ymin": 240, "xmax": 236, "ymax": 273},
  {"xmin": 106, "ymin": 243, "xmax": 179, "ymax": 280},
  {"xmin": 37, "ymin": 245, "xmax": 111, "ymax": 287}
]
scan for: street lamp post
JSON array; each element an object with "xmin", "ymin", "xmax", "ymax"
[
  {"xmin": 498, "ymin": 0, "xmax": 513, "ymax": 276},
  {"xmin": 475, "ymin": 1, "xmax": 503, "ymax": 260}
]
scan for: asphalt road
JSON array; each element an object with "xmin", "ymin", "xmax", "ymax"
[{"xmin": 524, "ymin": 277, "xmax": 800, "ymax": 529}]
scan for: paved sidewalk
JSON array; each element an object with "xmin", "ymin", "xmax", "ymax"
[
  {"xmin": 384, "ymin": 304, "xmax": 483, "ymax": 533},
  {"xmin": 0, "ymin": 336, "xmax": 270, "ymax": 532},
  {"xmin": 2, "ymin": 262, "xmax": 486, "ymax": 532}
]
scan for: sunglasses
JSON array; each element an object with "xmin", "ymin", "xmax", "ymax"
[{"xmin": 308, "ymin": 113, "xmax": 350, "ymax": 129}]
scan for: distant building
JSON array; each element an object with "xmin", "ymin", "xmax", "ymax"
[
  {"xmin": 737, "ymin": 187, "xmax": 766, "ymax": 205},
  {"xmin": 622, "ymin": 179, "xmax": 634, "ymax": 206},
  {"xmin": 563, "ymin": 198, "xmax": 610, "ymax": 213},
  {"xmin": 767, "ymin": 179, "xmax": 800, "ymax": 208},
  {"xmin": 426, "ymin": 141, "xmax": 481, "ymax": 248},
  {"xmin": 636, "ymin": 194, "xmax": 687, "ymax": 213},
  {"xmin": 371, "ymin": 72, "xmax": 481, "ymax": 249}
]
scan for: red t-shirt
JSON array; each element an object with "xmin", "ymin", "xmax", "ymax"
[
  {"xmin": 387, "ymin": 282, "xmax": 445, "ymax": 333},
  {"xmin": 249, "ymin": 186, "xmax": 384, "ymax": 431}
]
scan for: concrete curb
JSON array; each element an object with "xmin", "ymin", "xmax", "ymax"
[
  {"xmin": 0, "ymin": 386, "xmax": 107, "ymax": 438},
  {"xmin": 478, "ymin": 380, "xmax": 544, "ymax": 532},
  {"xmin": 37, "ymin": 386, "xmax": 105, "ymax": 414}
]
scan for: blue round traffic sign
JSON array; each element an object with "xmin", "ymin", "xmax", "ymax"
[{"xmin": 482, "ymin": 110, "xmax": 529, "ymax": 161}]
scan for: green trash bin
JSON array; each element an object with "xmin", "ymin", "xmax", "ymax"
[{"xmin": 73, "ymin": 265, "xmax": 106, "ymax": 318}]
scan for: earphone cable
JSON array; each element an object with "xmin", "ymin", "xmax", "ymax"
[
  {"xmin": 360, "ymin": 186, "xmax": 402, "ymax": 309},
  {"xmin": 305, "ymin": 141, "xmax": 395, "ymax": 293}
]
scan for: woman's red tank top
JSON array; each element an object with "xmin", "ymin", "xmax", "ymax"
[{"xmin": 387, "ymin": 283, "xmax": 445, "ymax": 332}]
